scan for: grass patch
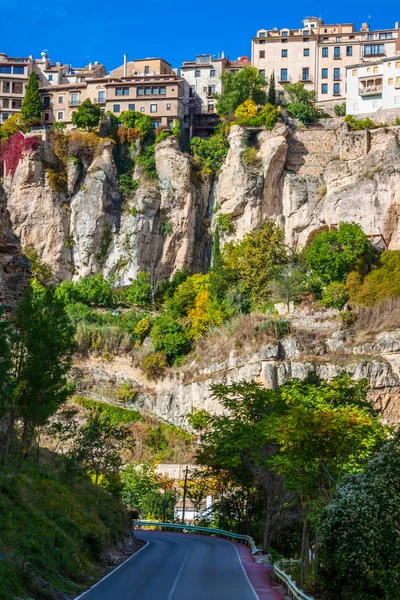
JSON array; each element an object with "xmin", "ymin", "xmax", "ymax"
[{"xmin": 74, "ymin": 396, "xmax": 142, "ymax": 425}]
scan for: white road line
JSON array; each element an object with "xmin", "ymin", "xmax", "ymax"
[
  {"xmin": 74, "ymin": 540, "xmax": 150, "ymax": 599},
  {"xmin": 214, "ymin": 538, "xmax": 260, "ymax": 600},
  {"xmin": 167, "ymin": 547, "xmax": 190, "ymax": 600}
]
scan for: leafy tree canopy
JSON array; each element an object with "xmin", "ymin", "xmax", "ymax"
[
  {"xmin": 72, "ymin": 99, "xmax": 102, "ymax": 131},
  {"xmin": 215, "ymin": 66, "xmax": 267, "ymax": 116}
]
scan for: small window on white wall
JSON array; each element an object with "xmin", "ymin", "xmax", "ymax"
[
  {"xmin": 353, "ymin": 102, "xmax": 359, "ymax": 111},
  {"xmin": 372, "ymin": 100, "xmax": 379, "ymax": 108},
  {"xmin": 394, "ymin": 96, "xmax": 400, "ymax": 105}
]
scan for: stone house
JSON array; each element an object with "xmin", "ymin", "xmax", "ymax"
[
  {"xmin": 174, "ymin": 495, "xmax": 213, "ymax": 523},
  {"xmin": 252, "ymin": 16, "xmax": 400, "ymax": 105}
]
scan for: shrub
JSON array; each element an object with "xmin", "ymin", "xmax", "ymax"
[
  {"xmin": 118, "ymin": 173, "xmax": 138, "ymax": 200},
  {"xmin": 171, "ymin": 119, "xmax": 180, "ymax": 140},
  {"xmin": 257, "ymin": 104, "xmax": 280, "ymax": 129},
  {"xmin": 119, "ymin": 111, "xmax": 153, "ymax": 140},
  {"xmin": 334, "ymin": 102, "xmax": 346, "ymax": 117},
  {"xmin": 190, "ymin": 133, "xmax": 229, "ymax": 176},
  {"xmin": 348, "ymin": 250, "xmax": 400, "ymax": 305},
  {"xmin": 321, "ymin": 282, "xmax": 349, "ymax": 309},
  {"xmin": 393, "ymin": 117, "xmax": 400, "ymax": 126},
  {"xmin": 141, "ymin": 351, "xmax": 168, "ymax": 380},
  {"xmin": 187, "ymin": 409, "xmax": 211, "ymax": 430},
  {"xmin": 161, "ymin": 219, "xmax": 173, "ymax": 236},
  {"xmin": 286, "ymin": 102, "xmax": 317, "ymax": 123},
  {"xmin": 345, "ymin": 114, "xmax": 376, "ymax": 130},
  {"xmin": 0, "ymin": 131, "xmax": 39, "ymax": 176},
  {"xmin": 0, "ymin": 113, "xmax": 27, "ymax": 138},
  {"xmin": 151, "ymin": 315, "xmax": 191, "ymax": 362},
  {"xmin": 234, "ymin": 99, "xmax": 258, "ymax": 120},
  {"xmin": 215, "ymin": 66, "xmax": 267, "ymax": 116},
  {"xmin": 122, "ymin": 272, "xmax": 152, "ymax": 307},
  {"xmin": 74, "ymin": 274, "xmax": 115, "ymax": 307},
  {"xmin": 254, "ymin": 318, "xmax": 290, "ymax": 339},
  {"xmin": 215, "ymin": 213, "xmax": 234, "ymax": 233},
  {"xmin": 137, "ymin": 144, "xmax": 156, "ymax": 178},
  {"xmin": 155, "ymin": 130, "xmax": 171, "ymax": 144},
  {"xmin": 242, "ymin": 146, "xmax": 260, "ymax": 166},
  {"xmin": 75, "ymin": 396, "xmax": 140, "ymax": 424},
  {"xmin": 166, "ymin": 273, "xmax": 210, "ymax": 316}
]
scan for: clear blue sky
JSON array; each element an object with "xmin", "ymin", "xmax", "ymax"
[{"xmin": 2, "ymin": 0, "xmax": 399, "ymax": 70}]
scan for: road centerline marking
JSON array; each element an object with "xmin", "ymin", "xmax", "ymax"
[{"xmin": 167, "ymin": 547, "xmax": 190, "ymax": 600}]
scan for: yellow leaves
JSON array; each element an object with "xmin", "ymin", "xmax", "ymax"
[
  {"xmin": 187, "ymin": 289, "xmax": 226, "ymax": 338},
  {"xmin": 234, "ymin": 99, "xmax": 258, "ymax": 119}
]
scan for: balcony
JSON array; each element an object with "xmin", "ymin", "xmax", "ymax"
[
  {"xmin": 358, "ymin": 79, "xmax": 383, "ymax": 96},
  {"xmin": 94, "ymin": 97, "xmax": 106, "ymax": 104},
  {"xmin": 69, "ymin": 101, "xmax": 81, "ymax": 107},
  {"xmin": 299, "ymin": 74, "xmax": 313, "ymax": 83}
]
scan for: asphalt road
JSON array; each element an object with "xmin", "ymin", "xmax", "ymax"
[{"xmin": 78, "ymin": 530, "xmax": 259, "ymax": 599}]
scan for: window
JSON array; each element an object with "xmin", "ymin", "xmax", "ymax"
[
  {"xmin": 159, "ymin": 87, "xmax": 166, "ymax": 95},
  {"xmin": 1, "ymin": 114, "xmax": 9, "ymax": 122},
  {"xmin": 397, "ymin": 76, "xmax": 400, "ymax": 85},
  {"xmin": 2, "ymin": 99, "xmax": 9, "ymax": 108},
  {"xmin": 210, "ymin": 69, "xmax": 216, "ymax": 77},
  {"xmin": 379, "ymin": 32, "xmax": 392, "ymax": 39},
  {"xmin": 48, "ymin": 74, "xmax": 53, "ymax": 81},
  {"xmin": 58, "ymin": 95, "xmax": 63, "ymax": 104},
  {"xmin": 346, "ymin": 46, "xmax": 353, "ymax": 56},
  {"xmin": 152, "ymin": 87, "xmax": 159, "ymax": 94},
  {"xmin": 98, "ymin": 91, "xmax": 105, "ymax": 103},
  {"xmin": 137, "ymin": 87, "xmax": 144, "ymax": 96},
  {"xmin": 129, "ymin": 104, "xmax": 135, "ymax": 110},
  {"xmin": 303, "ymin": 30, "xmax": 309, "ymax": 35},
  {"xmin": 140, "ymin": 107, "xmax": 145, "ymax": 112},
  {"xmin": 12, "ymin": 82, "xmax": 23, "ymax": 94},
  {"xmin": 208, "ymin": 85, "xmax": 215, "ymax": 95},
  {"xmin": 349, "ymin": 35, "xmax": 355, "ymax": 39},
  {"xmin": 304, "ymin": 48, "xmax": 310, "ymax": 56},
  {"xmin": 336, "ymin": 36, "xmax": 342, "ymax": 42},
  {"xmin": 166, "ymin": 103, "xmax": 171, "ymax": 110},
  {"xmin": 259, "ymin": 50, "xmax": 265, "ymax": 59},
  {"xmin": 195, "ymin": 70, "xmax": 200, "ymax": 77},
  {"xmin": 302, "ymin": 68, "xmax": 309, "ymax": 81},
  {"xmin": 333, "ymin": 83, "xmax": 340, "ymax": 95},
  {"xmin": 113, "ymin": 104, "xmax": 120, "ymax": 112},
  {"xmin": 144, "ymin": 66, "xmax": 150, "ymax": 74},
  {"xmin": 2, "ymin": 82, "xmax": 10, "ymax": 93},
  {"xmin": 57, "ymin": 111, "xmax": 64, "ymax": 120},
  {"xmin": 303, "ymin": 37, "xmax": 309, "ymax": 42},
  {"xmin": 152, "ymin": 120, "xmax": 162, "ymax": 128},
  {"xmin": 397, "ymin": 62, "xmax": 400, "ymax": 68},
  {"xmin": 334, "ymin": 68, "xmax": 340, "ymax": 80},
  {"xmin": 364, "ymin": 44, "xmax": 384, "ymax": 55},
  {"xmin": 70, "ymin": 93, "xmax": 79, "ymax": 106},
  {"xmin": 259, "ymin": 40, "xmax": 265, "ymax": 44},
  {"xmin": 322, "ymin": 47, "xmax": 328, "ymax": 57},
  {"xmin": 282, "ymin": 31, "xmax": 288, "ymax": 36},
  {"xmin": 208, "ymin": 103, "xmax": 214, "ymax": 112},
  {"xmin": 322, "ymin": 68, "xmax": 328, "ymax": 79},
  {"xmin": 282, "ymin": 49, "xmax": 288, "ymax": 57},
  {"xmin": 189, "ymin": 86, "xmax": 195, "ymax": 97},
  {"xmin": 334, "ymin": 47, "xmax": 341, "ymax": 58},
  {"xmin": 388, "ymin": 63, "xmax": 392, "ymax": 67},
  {"xmin": 323, "ymin": 36, "xmax": 328, "ymax": 40},
  {"xmin": 13, "ymin": 66, "xmax": 24, "ymax": 74},
  {"xmin": 352, "ymin": 69, "xmax": 357, "ymax": 76},
  {"xmin": 281, "ymin": 39, "xmax": 288, "ymax": 44},
  {"xmin": 145, "ymin": 87, "xmax": 151, "ymax": 95},
  {"xmin": 116, "ymin": 88, "xmax": 129, "ymax": 96},
  {"xmin": 259, "ymin": 32, "xmax": 265, "ymax": 38},
  {"xmin": 368, "ymin": 33, "xmax": 374, "ymax": 40},
  {"xmin": 44, "ymin": 113, "xmax": 49, "ymax": 121},
  {"xmin": 280, "ymin": 68, "xmax": 288, "ymax": 82},
  {"xmin": 388, "ymin": 78, "xmax": 393, "ymax": 85},
  {"xmin": 150, "ymin": 104, "xmax": 157, "ymax": 113},
  {"xmin": 43, "ymin": 96, "xmax": 50, "ymax": 108},
  {"xmin": 0, "ymin": 66, "xmax": 11, "ymax": 74},
  {"xmin": 373, "ymin": 66, "xmax": 379, "ymax": 73},
  {"xmin": 321, "ymin": 83, "xmax": 328, "ymax": 94}
]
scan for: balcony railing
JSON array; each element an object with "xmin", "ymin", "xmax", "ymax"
[
  {"xmin": 69, "ymin": 101, "xmax": 81, "ymax": 107},
  {"xmin": 359, "ymin": 85, "xmax": 383, "ymax": 96},
  {"xmin": 94, "ymin": 97, "xmax": 106, "ymax": 104}
]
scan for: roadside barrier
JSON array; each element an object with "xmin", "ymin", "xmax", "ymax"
[
  {"xmin": 134, "ymin": 520, "xmax": 259, "ymax": 554},
  {"xmin": 273, "ymin": 559, "xmax": 315, "ymax": 600}
]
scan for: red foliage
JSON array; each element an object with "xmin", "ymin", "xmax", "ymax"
[{"xmin": 0, "ymin": 132, "xmax": 40, "ymax": 177}]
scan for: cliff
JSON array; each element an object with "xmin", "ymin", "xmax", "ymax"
[{"xmin": 2, "ymin": 120, "xmax": 400, "ymax": 422}]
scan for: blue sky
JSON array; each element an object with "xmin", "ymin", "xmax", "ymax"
[{"xmin": 1, "ymin": 0, "xmax": 399, "ymax": 70}]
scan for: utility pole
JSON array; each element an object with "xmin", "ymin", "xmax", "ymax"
[{"xmin": 181, "ymin": 466, "xmax": 189, "ymax": 524}]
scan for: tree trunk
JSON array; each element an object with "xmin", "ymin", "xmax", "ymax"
[
  {"xmin": 4, "ymin": 412, "xmax": 15, "ymax": 466},
  {"xmin": 301, "ymin": 518, "xmax": 310, "ymax": 587},
  {"xmin": 17, "ymin": 417, "xmax": 29, "ymax": 470},
  {"xmin": 263, "ymin": 518, "xmax": 272, "ymax": 553}
]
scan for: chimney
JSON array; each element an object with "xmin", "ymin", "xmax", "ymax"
[
  {"xmin": 396, "ymin": 22, "xmax": 399, "ymax": 29},
  {"xmin": 89, "ymin": 62, "xmax": 92, "ymax": 70},
  {"xmin": 221, "ymin": 50, "xmax": 225, "ymax": 59},
  {"xmin": 123, "ymin": 53, "xmax": 127, "ymax": 77}
]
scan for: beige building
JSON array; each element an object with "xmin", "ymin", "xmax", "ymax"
[
  {"xmin": 252, "ymin": 17, "xmax": 400, "ymax": 103},
  {"xmin": 0, "ymin": 52, "xmax": 36, "ymax": 123},
  {"xmin": 40, "ymin": 57, "xmax": 188, "ymax": 131}
]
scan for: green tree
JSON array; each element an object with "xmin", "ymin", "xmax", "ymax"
[
  {"xmin": 4, "ymin": 282, "xmax": 75, "ymax": 466},
  {"xmin": 74, "ymin": 274, "xmax": 115, "ymax": 307},
  {"xmin": 121, "ymin": 462, "xmax": 160, "ymax": 508},
  {"xmin": 271, "ymin": 262, "xmax": 308, "ymax": 310},
  {"xmin": 23, "ymin": 245, "xmax": 53, "ymax": 285},
  {"xmin": 319, "ymin": 432, "xmax": 400, "ymax": 600},
  {"xmin": 190, "ymin": 133, "xmax": 228, "ymax": 176},
  {"xmin": 215, "ymin": 66, "xmax": 267, "ymax": 116},
  {"xmin": 268, "ymin": 72, "xmax": 276, "ymax": 106},
  {"xmin": 21, "ymin": 72, "xmax": 42, "ymax": 125},
  {"xmin": 72, "ymin": 413, "xmax": 126, "ymax": 488},
  {"xmin": 283, "ymin": 82, "xmax": 317, "ymax": 123},
  {"xmin": 223, "ymin": 221, "xmax": 288, "ymax": 304},
  {"xmin": 151, "ymin": 315, "xmax": 191, "ymax": 363},
  {"xmin": 122, "ymin": 272, "xmax": 152, "ymax": 307},
  {"xmin": 119, "ymin": 111, "xmax": 153, "ymax": 140},
  {"xmin": 305, "ymin": 222, "xmax": 373, "ymax": 285},
  {"xmin": 141, "ymin": 490, "xmax": 176, "ymax": 521},
  {"xmin": 72, "ymin": 99, "xmax": 102, "ymax": 131}
]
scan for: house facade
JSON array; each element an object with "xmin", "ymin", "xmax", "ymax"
[
  {"xmin": 346, "ymin": 56, "xmax": 400, "ymax": 115},
  {"xmin": 0, "ymin": 52, "xmax": 36, "ymax": 123},
  {"xmin": 252, "ymin": 17, "xmax": 400, "ymax": 104},
  {"xmin": 174, "ymin": 496, "xmax": 213, "ymax": 523}
]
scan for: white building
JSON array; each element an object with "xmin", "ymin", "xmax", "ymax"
[
  {"xmin": 174, "ymin": 495, "xmax": 213, "ymax": 523},
  {"xmin": 346, "ymin": 56, "xmax": 400, "ymax": 115}
]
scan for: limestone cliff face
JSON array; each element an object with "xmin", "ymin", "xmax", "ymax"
[{"xmin": 0, "ymin": 183, "xmax": 29, "ymax": 312}]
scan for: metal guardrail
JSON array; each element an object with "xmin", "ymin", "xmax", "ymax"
[
  {"xmin": 273, "ymin": 559, "xmax": 315, "ymax": 600},
  {"xmin": 134, "ymin": 521, "xmax": 259, "ymax": 554}
]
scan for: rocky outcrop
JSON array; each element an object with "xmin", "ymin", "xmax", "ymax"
[{"xmin": 0, "ymin": 183, "xmax": 29, "ymax": 312}]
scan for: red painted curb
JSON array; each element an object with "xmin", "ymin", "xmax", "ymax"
[{"xmin": 233, "ymin": 542, "xmax": 283, "ymax": 600}]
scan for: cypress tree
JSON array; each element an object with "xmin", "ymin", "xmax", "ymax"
[
  {"xmin": 212, "ymin": 226, "xmax": 222, "ymax": 269},
  {"xmin": 21, "ymin": 72, "xmax": 42, "ymax": 124},
  {"xmin": 268, "ymin": 72, "xmax": 276, "ymax": 106}
]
